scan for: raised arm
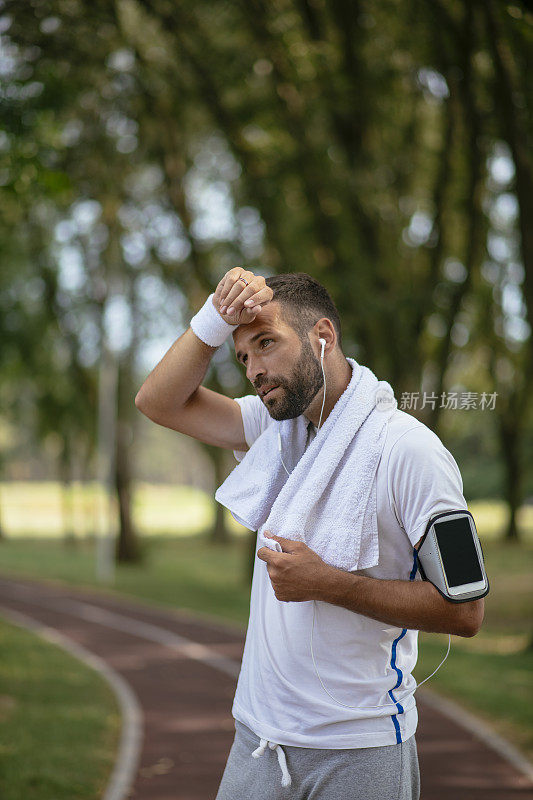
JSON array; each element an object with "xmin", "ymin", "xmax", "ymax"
[{"xmin": 134, "ymin": 267, "xmax": 273, "ymax": 450}]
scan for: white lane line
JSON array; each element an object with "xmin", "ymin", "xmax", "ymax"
[
  {"xmin": 3, "ymin": 578, "xmax": 532, "ymax": 786},
  {"xmin": 0, "ymin": 580, "xmax": 241, "ymax": 678},
  {"xmin": 420, "ymin": 688, "xmax": 533, "ymax": 785},
  {"xmin": 92, "ymin": 592, "xmax": 247, "ymax": 636},
  {"xmin": 0, "ymin": 604, "xmax": 143, "ymax": 800}
]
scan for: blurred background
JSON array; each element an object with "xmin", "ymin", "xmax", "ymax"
[{"xmin": 0, "ymin": 0, "xmax": 532, "ymax": 797}]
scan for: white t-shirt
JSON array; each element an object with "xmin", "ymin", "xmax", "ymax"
[{"xmin": 230, "ymin": 393, "xmax": 467, "ymax": 749}]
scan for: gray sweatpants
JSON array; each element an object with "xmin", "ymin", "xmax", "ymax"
[{"xmin": 215, "ymin": 720, "xmax": 420, "ymax": 800}]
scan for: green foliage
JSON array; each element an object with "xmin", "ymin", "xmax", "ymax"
[
  {"xmin": 0, "ymin": 619, "xmax": 120, "ymax": 800},
  {"xmin": 0, "ymin": 0, "xmax": 532, "ymax": 538}
]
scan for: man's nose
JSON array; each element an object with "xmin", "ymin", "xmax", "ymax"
[{"xmin": 246, "ymin": 355, "xmax": 265, "ymax": 384}]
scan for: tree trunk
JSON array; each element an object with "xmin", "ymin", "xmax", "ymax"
[
  {"xmin": 211, "ymin": 446, "xmax": 230, "ymax": 544},
  {"xmin": 498, "ymin": 419, "xmax": 521, "ymax": 543},
  {"xmin": 59, "ymin": 442, "xmax": 77, "ymax": 549},
  {"xmin": 115, "ymin": 357, "xmax": 142, "ymax": 564},
  {"xmin": 115, "ymin": 417, "xmax": 141, "ymax": 562},
  {"xmin": 61, "ymin": 476, "xmax": 77, "ymax": 549},
  {"xmin": 484, "ymin": 1, "xmax": 533, "ymax": 337},
  {"xmin": 246, "ymin": 531, "xmax": 256, "ymax": 586}
]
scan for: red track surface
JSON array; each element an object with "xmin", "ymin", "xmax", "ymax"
[{"xmin": 0, "ymin": 573, "xmax": 531, "ymax": 800}]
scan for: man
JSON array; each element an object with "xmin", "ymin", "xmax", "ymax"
[{"xmin": 135, "ymin": 267, "xmax": 484, "ymax": 800}]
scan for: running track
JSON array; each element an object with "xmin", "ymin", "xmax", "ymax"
[{"xmin": 0, "ymin": 574, "xmax": 531, "ymax": 800}]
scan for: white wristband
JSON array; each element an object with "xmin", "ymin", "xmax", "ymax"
[{"xmin": 190, "ymin": 293, "xmax": 239, "ymax": 347}]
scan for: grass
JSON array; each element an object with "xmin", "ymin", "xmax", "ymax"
[
  {"xmin": 0, "ymin": 482, "xmax": 220, "ymax": 538},
  {"xmin": 0, "ymin": 532, "xmax": 532, "ymax": 761},
  {"xmin": 0, "ymin": 532, "xmax": 254, "ymax": 624},
  {"xmin": 2, "ymin": 483, "xmax": 532, "ymax": 542},
  {"xmin": 0, "ymin": 617, "xmax": 121, "ymax": 800},
  {"xmin": 417, "ymin": 534, "xmax": 533, "ymax": 761},
  {"xmin": 0, "ymin": 486, "xmax": 532, "ymax": 790},
  {"xmin": 416, "ymin": 635, "xmax": 533, "ymax": 759}
]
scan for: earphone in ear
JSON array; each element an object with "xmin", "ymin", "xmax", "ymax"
[{"xmin": 317, "ymin": 339, "xmax": 327, "ymax": 430}]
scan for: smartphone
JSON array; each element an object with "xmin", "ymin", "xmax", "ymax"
[{"xmin": 417, "ymin": 511, "xmax": 489, "ymax": 603}]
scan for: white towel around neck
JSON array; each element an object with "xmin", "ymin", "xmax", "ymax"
[{"xmin": 214, "ymin": 357, "xmax": 397, "ymax": 572}]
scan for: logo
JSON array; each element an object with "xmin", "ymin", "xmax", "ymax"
[{"xmin": 374, "ymin": 387, "xmax": 396, "ymax": 412}]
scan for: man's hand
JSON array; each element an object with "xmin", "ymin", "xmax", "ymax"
[
  {"xmin": 256, "ymin": 532, "xmax": 333, "ymax": 602},
  {"xmin": 213, "ymin": 267, "xmax": 274, "ymax": 326}
]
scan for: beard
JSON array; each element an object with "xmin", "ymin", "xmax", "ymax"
[{"xmin": 260, "ymin": 336, "xmax": 324, "ymax": 421}]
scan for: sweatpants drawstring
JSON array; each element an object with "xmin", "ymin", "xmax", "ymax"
[{"xmin": 251, "ymin": 738, "xmax": 292, "ymax": 787}]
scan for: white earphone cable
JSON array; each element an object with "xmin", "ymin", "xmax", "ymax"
[
  {"xmin": 310, "ymin": 600, "xmax": 452, "ymax": 708},
  {"xmin": 278, "ymin": 340, "xmax": 451, "ymax": 708},
  {"xmin": 317, "ymin": 338, "xmax": 327, "ymax": 431}
]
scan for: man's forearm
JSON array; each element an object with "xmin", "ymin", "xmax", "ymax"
[
  {"xmin": 316, "ymin": 567, "xmax": 484, "ymax": 637},
  {"xmin": 135, "ymin": 271, "xmax": 269, "ymax": 420},
  {"xmin": 135, "ymin": 326, "xmax": 217, "ymax": 416}
]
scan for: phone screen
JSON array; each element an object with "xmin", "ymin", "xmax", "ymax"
[{"xmin": 434, "ymin": 516, "xmax": 483, "ymax": 587}]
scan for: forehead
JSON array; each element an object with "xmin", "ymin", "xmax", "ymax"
[{"xmin": 232, "ymin": 302, "xmax": 292, "ymax": 355}]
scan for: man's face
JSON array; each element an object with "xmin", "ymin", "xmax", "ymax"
[{"xmin": 232, "ymin": 302, "xmax": 324, "ymax": 421}]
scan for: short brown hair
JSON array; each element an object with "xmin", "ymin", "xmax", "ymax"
[{"xmin": 265, "ymin": 272, "xmax": 343, "ymax": 349}]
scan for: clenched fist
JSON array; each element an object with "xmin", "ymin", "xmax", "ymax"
[
  {"xmin": 213, "ymin": 267, "xmax": 274, "ymax": 326},
  {"xmin": 257, "ymin": 532, "xmax": 333, "ymax": 602}
]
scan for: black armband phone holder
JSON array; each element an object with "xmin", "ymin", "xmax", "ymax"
[{"xmin": 416, "ymin": 509, "xmax": 489, "ymax": 603}]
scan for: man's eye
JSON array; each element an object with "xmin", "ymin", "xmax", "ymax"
[{"xmin": 241, "ymin": 339, "xmax": 272, "ymax": 364}]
